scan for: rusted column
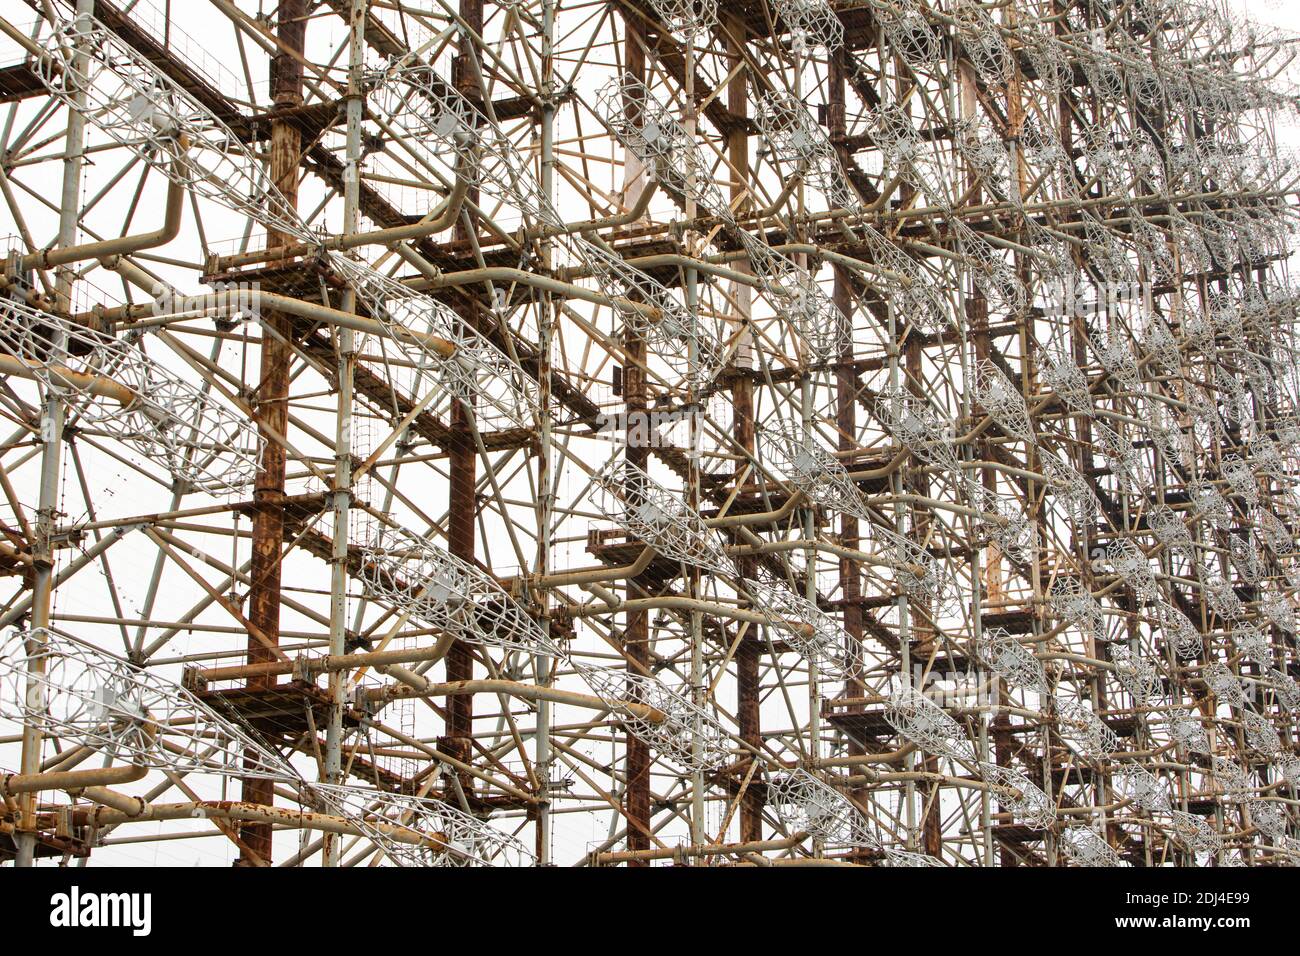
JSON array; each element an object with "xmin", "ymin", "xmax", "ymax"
[
  {"xmin": 828, "ymin": 48, "xmax": 864, "ymax": 695},
  {"xmin": 444, "ymin": 413, "xmax": 476, "ymax": 766},
  {"xmin": 907, "ymin": 330, "xmax": 944, "ymax": 859},
  {"xmin": 731, "ymin": 376, "xmax": 763, "ymax": 843},
  {"xmin": 623, "ymin": 335, "xmax": 652, "ymax": 864},
  {"xmin": 828, "ymin": 45, "xmax": 869, "ymax": 856},
  {"xmin": 726, "ymin": 16, "xmax": 763, "ymax": 847},
  {"xmin": 733, "ymin": 363, "xmax": 762, "ymax": 844},
  {"xmin": 239, "ymin": 0, "xmax": 305, "ymax": 866},
  {"xmin": 443, "ymin": 0, "xmax": 485, "ymax": 783},
  {"xmin": 620, "ymin": 16, "xmax": 652, "ymax": 864}
]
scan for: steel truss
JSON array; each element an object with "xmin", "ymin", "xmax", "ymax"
[{"xmin": 1, "ymin": 0, "xmax": 1299, "ymax": 867}]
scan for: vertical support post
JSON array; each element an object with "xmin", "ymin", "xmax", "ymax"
[
  {"xmin": 681, "ymin": 27, "xmax": 706, "ymax": 856},
  {"xmin": 726, "ymin": 15, "xmax": 762, "ymax": 846},
  {"xmin": 788, "ymin": 38, "xmax": 823, "ymax": 856},
  {"xmin": 620, "ymin": 15, "xmax": 651, "ymax": 865},
  {"xmin": 827, "ymin": 37, "xmax": 865, "ymax": 721},
  {"xmin": 240, "ymin": 0, "xmax": 306, "ymax": 866},
  {"xmin": 15, "ymin": 0, "xmax": 94, "ymax": 869},
  {"xmin": 322, "ymin": 0, "xmax": 367, "ymax": 868},
  {"xmin": 534, "ymin": 0, "xmax": 557, "ymax": 866},
  {"xmin": 443, "ymin": 0, "xmax": 485, "ymax": 794}
]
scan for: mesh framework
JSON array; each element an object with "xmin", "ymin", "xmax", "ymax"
[{"xmin": 1, "ymin": 0, "xmax": 1299, "ymax": 868}]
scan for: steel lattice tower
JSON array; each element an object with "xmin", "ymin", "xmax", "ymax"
[{"xmin": 1, "ymin": 0, "xmax": 1300, "ymax": 867}]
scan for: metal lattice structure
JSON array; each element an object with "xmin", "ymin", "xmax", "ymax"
[{"xmin": 2, "ymin": 0, "xmax": 1300, "ymax": 868}]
